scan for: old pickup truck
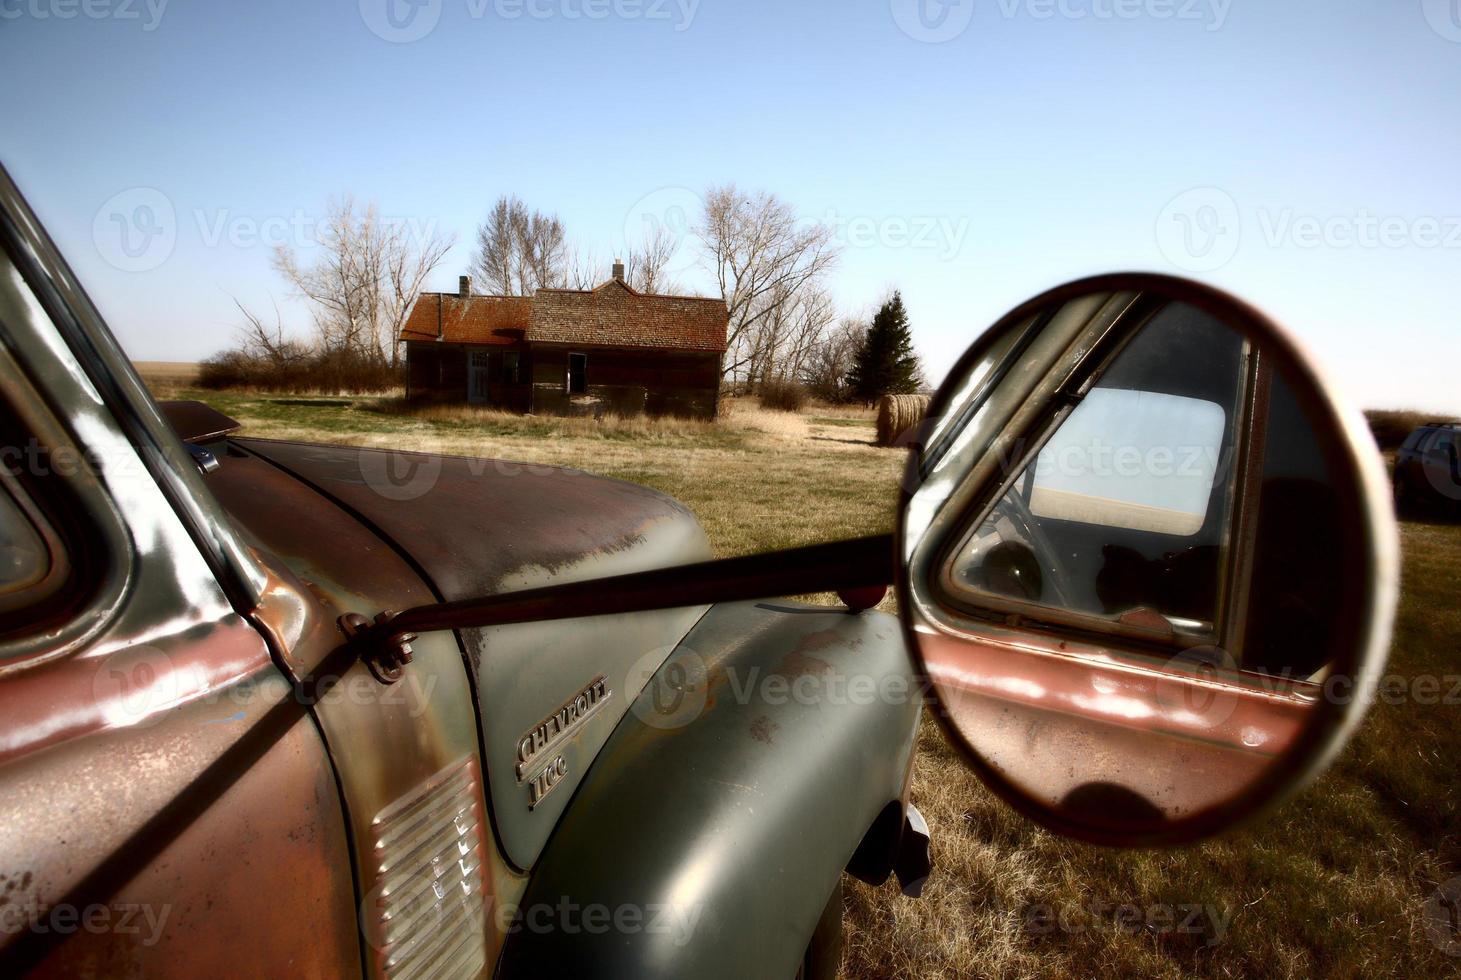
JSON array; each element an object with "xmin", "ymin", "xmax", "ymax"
[{"xmin": 0, "ymin": 165, "xmax": 1397, "ymax": 978}]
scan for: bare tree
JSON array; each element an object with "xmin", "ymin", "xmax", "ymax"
[
  {"xmin": 470, "ymin": 195, "xmax": 568, "ymax": 295},
  {"xmin": 562, "ymin": 244, "xmax": 604, "ymax": 290},
  {"xmin": 231, "ymin": 296, "xmax": 309, "ymax": 368},
  {"xmin": 472, "ymin": 197, "xmax": 518, "ymax": 295},
  {"xmin": 518, "ymin": 209, "xmax": 566, "ymax": 291},
  {"xmin": 624, "ymin": 223, "xmax": 679, "ymax": 294},
  {"xmin": 775, "ymin": 286, "xmax": 837, "ymax": 383},
  {"xmin": 801, "ymin": 315, "xmax": 867, "ymax": 402},
  {"xmin": 274, "ymin": 196, "xmax": 454, "ymax": 367},
  {"xmin": 697, "ymin": 184, "xmax": 840, "ymax": 390}
]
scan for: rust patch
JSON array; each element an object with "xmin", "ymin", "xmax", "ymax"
[
  {"xmin": 749, "ymin": 715, "xmax": 779, "ymax": 745},
  {"xmin": 778, "ymin": 651, "xmax": 832, "ymax": 678},
  {"xmin": 793, "ymin": 629, "xmax": 845, "ymax": 654}
]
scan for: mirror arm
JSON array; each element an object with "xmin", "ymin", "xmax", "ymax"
[{"xmin": 338, "ymin": 534, "xmax": 897, "ymax": 682}]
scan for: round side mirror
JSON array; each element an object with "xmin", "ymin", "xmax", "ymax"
[{"xmin": 898, "ymin": 273, "xmax": 1398, "ymax": 845}]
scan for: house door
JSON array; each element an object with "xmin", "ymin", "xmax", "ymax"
[
  {"xmin": 567, "ymin": 352, "xmax": 587, "ymax": 394},
  {"xmin": 468, "ymin": 351, "xmax": 490, "ymax": 404}
]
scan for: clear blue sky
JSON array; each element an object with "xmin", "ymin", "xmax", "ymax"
[{"xmin": 3, "ymin": 0, "xmax": 1457, "ymax": 412}]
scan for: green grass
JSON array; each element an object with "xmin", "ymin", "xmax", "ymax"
[
  {"xmin": 176, "ymin": 384, "xmax": 1460, "ymax": 978},
  {"xmin": 811, "ymin": 415, "xmax": 876, "ymax": 429}
]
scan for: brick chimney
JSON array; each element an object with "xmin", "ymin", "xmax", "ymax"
[
  {"xmin": 459, "ymin": 275, "xmax": 471, "ymax": 298},
  {"xmin": 612, "ymin": 259, "xmax": 625, "ymax": 283}
]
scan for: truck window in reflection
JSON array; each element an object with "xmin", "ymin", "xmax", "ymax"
[{"xmin": 950, "ymin": 300, "xmax": 1338, "ymax": 681}]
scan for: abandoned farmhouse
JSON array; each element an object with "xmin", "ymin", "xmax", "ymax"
[{"xmin": 401, "ymin": 263, "xmax": 729, "ymax": 418}]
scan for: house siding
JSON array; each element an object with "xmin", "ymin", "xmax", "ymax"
[
  {"xmin": 407, "ymin": 341, "xmax": 533, "ymax": 412},
  {"xmin": 529, "ymin": 346, "xmax": 721, "ymax": 419}
]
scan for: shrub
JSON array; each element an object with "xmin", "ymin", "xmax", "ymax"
[
  {"xmin": 1365, "ymin": 409, "xmax": 1440, "ymax": 452},
  {"xmin": 198, "ymin": 348, "xmax": 402, "ymax": 394},
  {"xmin": 758, "ymin": 378, "xmax": 809, "ymax": 413}
]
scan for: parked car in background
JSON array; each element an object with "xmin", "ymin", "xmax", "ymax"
[{"xmin": 1393, "ymin": 422, "xmax": 1461, "ymax": 514}]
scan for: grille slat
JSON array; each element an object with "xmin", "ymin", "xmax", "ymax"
[
  {"xmin": 366, "ymin": 756, "xmax": 489, "ymax": 980},
  {"xmin": 374, "ymin": 777, "xmax": 479, "ymax": 855},
  {"xmin": 398, "ymin": 924, "xmax": 487, "ymax": 980},
  {"xmin": 379, "ymin": 804, "xmax": 479, "ymax": 877},
  {"xmin": 385, "ymin": 892, "xmax": 485, "ymax": 976}
]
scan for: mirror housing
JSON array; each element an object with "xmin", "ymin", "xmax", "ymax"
[{"xmin": 897, "ymin": 273, "xmax": 1399, "ymax": 846}]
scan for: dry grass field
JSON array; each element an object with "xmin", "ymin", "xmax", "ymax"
[
  {"xmin": 159, "ymin": 384, "xmax": 1460, "ymax": 979},
  {"xmin": 133, "ymin": 361, "xmax": 201, "ymax": 387}
]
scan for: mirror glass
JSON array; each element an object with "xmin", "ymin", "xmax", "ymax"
[{"xmin": 900, "ymin": 278, "xmax": 1395, "ymax": 844}]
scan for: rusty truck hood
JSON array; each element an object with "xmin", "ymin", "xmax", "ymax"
[
  {"xmin": 231, "ymin": 438, "xmax": 711, "ymax": 606},
  {"xmin": 224, "ymin": 438, "xmax": 714, "ymax": 870}
]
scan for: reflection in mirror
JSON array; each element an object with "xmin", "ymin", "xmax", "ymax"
[{"xmin": 902, "ymin": 279, "xmax": 1394, "ymax": 844}]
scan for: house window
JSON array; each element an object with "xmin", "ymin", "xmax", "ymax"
[
  {"xmin": 567, "ymin": 353, "xmax": 587, "ymax": 394},
  {"xmin": 502, "ymin": 351, "xmax": 521, "ymax": 385}
]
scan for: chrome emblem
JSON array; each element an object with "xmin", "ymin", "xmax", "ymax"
[{"xmin": 517, "ymin": 675, "xmax": 611, "ymax": 809}]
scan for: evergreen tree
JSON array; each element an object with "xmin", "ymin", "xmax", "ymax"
[{"xmin": 847, "ymin": 291, "xmax": 923, "ymax": 402}]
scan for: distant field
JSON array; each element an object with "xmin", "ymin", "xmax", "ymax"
[
  {"xmin": 133, "ymin": 361, "xmax": 200, "ymax": 386},
  {"xmin": 176, "ymin": 386, "xmax": 1459, "ymax": 979}
]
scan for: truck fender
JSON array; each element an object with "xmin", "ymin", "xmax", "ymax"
[{"xmin": 496, "ymin": 599, "xmax": 922, "ymax": 979}]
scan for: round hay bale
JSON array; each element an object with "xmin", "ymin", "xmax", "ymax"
[{"xmin": 876, "ymin": 393, "xmax": 930, "ymax": 447}]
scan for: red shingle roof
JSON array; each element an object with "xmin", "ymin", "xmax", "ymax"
[
  {"xmin": 401, "ymin": 280, "xmax": 728, "ymax": 353},
  {"xmin": 399, "ymin": 293, "xmax": 532, "ymax": 346}
]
